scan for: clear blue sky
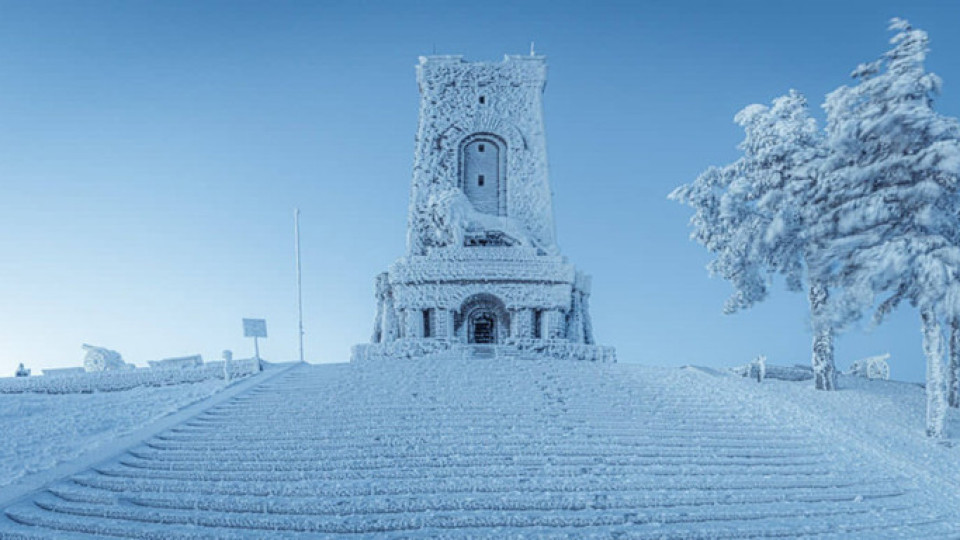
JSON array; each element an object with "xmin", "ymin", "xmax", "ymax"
[{"xmin": 1, "ymin": 1, "xmax": 958, "ymax": 382}]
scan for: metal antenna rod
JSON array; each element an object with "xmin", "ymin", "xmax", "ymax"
[{"xmin": 295, "ymin": 208, "xmax": 305, "ymax": 363}]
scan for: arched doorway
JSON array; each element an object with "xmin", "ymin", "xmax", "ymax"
[{"xmin": 459, "ymin": 293, "xmax": 509, "ymax": 345}]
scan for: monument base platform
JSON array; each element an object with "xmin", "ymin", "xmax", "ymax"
[{"xmin": 351, "ymin": 339, "xmax": 616, "ymax": 364}]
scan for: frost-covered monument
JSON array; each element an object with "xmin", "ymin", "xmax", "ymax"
[{"xmin": 353, "ymin": 55, "xmax": 615, "ymax": 363}]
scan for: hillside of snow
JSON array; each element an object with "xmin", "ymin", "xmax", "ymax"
[
  {"xmin": 0, "ymin": 378, "xmax": 226, "ymax": 490},
  {"xmin": 1, "ymin": 354, "xmax": 960, "ymax": 538}
]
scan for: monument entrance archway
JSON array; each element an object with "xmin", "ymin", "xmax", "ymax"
[{"xmin": 460, "ymin": 293, "xmax": 509, "ymax": 345}]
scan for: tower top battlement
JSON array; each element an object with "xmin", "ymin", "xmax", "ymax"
[
  {"xmin": 416, "ymin": 54, "xmax": 547, "ymax": 65},
  {"xmin": 416, "ymin": 54, "xmax": 547, "ymax": 89}
]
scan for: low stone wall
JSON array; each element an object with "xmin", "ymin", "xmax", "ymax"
[
  {"xmin": 730, "ymin": 363, "xmax": 813, "ymax": 382},
  {"xmin": 506, "ymin": 339, "xmax": 617, "ymax": 363},
  {"xmin": 148, "ymin": 355, "xmax": 204, "ymax": 370},
  {"xmin": 0, "ymin": 358, "xmax": 261, "ymax": 394},
  {"xmin": 352, "ymin": 340, "xmax": 457, "ymax": 363}
]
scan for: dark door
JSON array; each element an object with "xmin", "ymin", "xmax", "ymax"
[{"xmin": 472, "ymin": 314, "xmax": 496, "ymax": 344}]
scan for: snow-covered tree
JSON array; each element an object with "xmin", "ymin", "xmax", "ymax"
[
  {"xmin": 671, "ymin": 91, "xmax": 839, "ymax": 389},
  {"xmin": 949, "ymin": 319, "xmax": 960, "ymax": 407},
  {"xmin": 947, "ymin": 185, "xmax": 960, "ymax": 409},
  {"xmin": 812, "ymin": 19, "xmax": 960, "ymax": 437}
]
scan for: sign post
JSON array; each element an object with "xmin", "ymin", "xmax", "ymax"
[{"xmin": 242, "ymin": 318, "xmax": 267, "ymax": 370}]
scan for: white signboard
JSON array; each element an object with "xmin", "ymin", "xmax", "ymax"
[{"xmin": 242, "ymin": 318, "xmax": 267, "ymax": 338}]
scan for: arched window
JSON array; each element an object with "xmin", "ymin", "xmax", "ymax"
[{"xmin": 459, "ymin": 134, "xmax": 505, "ymax": 216}]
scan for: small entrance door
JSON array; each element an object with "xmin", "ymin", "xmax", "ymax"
[
  {"xmin": 460, "ymin": 293, "xmax": 508, "ymax": 345},
  {"xmin": 470, "ymin": 313, "xmax": 496, "ymax": 344}
]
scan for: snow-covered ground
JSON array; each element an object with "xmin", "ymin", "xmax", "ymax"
[
  {"xmin": 735, "ymin": 371, "xmax": 960, "ymax": 515},
  {"xmin": 0, "ymin": 379, "xmax": 225, "ymax": 490},
  {"xmin": 1, "ymin": 354, "xmax": 960, "ymax": 538}
]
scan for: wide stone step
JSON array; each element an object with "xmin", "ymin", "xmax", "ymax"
[
  {"xmin": 97, "ymin": 462, "xmax": 838, "ymax": 483},
  {"xmin": 71, "ymin": 471, "xmax": 900, "ymax": 498},
  {"xmin": 153, "ymin": 428, "xmax": 815, "ymax": 442},
  {"xmin": 5, "ymin": 491, "xmax": 944, "ymax": 538},
  {"xmin": 177, "ymin": 407, "xmax": 794, "ymax": 419},
  {"xmin": 140, "ymin": 435, "xmax": 821, "ymax": 450},
  {"xmin": 49, "ymin": 481, "xmax": 910, "ymax": 517},
  {"xmin": 125, "ymin": 445, "xmax": 823, "ymax": 464},
  {"xmin": 6, "ymin": 501, "xmax": 954, "ymax": 540},
  {"xmin": 118, "ymin": 454, "xmax": 826, "ymax": 472},
  {"xmin": 138, "ymin": 439, "xmax": 822, "ymax": 456}
]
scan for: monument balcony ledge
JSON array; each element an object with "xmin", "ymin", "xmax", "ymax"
[
  {"xmin": 418, "ymin": 246, "xmax": 555, "ymax": 261},
  {"xmin": 388, "ymin": 259, "xmax": 576, "ymax": 285}
]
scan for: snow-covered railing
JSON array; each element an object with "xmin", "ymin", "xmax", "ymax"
[{"xmin": 0, "ymin": 358, "xmax": 261, "ymax": 394}]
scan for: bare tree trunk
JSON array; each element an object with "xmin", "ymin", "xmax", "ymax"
[
  {"xmin": 950, "ymin": 318, "xmax": 960, "ymax": 408},
  {"xmin": 922, "ymin": 308, "xmax": 948, "ymax": 438},
  {"xmin": 808, "ymin": 281, "xmax": 837, "ymax": 391}
]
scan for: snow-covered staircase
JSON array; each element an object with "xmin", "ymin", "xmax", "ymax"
[{"xmin": 1, "ymin": 358, "xmax": 957, "ymax": 538}]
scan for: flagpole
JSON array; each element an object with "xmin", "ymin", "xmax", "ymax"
[{"xmin": 295, "ymin": 208, "xmax": 305, "ymax": 363}]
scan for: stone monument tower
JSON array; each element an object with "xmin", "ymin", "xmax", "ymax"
[{"xmin": 353, "ymin": 54, "xmax": 615, "ymax": 362}]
